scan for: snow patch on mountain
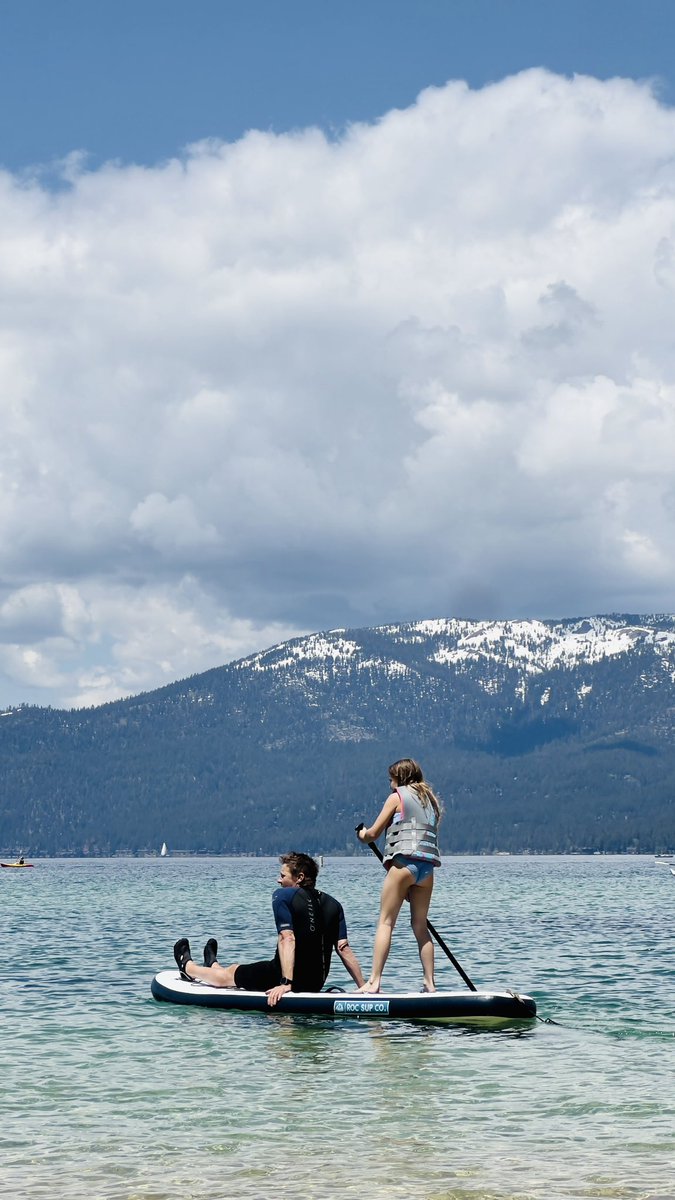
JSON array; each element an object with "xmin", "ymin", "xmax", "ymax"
[
  {"xmin": 236, "ymin": 615, "xmax": 675, "ymax": 693},
  {"xmin": 402, "ymin": 617, "xmax": 675, "ymax": 677},
  {"xmin": 245, "ymin": 633, "xmax": 362, "ymax": 672}
]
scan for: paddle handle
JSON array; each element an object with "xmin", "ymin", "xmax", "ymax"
[{"xmin": 355, "ymin": 823, "xmax": 478, "ymax": 992}]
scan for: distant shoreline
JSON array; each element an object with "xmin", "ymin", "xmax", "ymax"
[{"xmin": 3, "ymin": 850, "xmax": 666, "ymax": 860}]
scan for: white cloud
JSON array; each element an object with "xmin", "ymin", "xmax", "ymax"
[
  {"xmin": 0, "ymin": 578, "xmax": 302, "ymax": 709},
  {"xmin": 130, "ymin": 492, "xmax": 221, "ymax": 554},
  {"xmin": 2, "ymin": 68, "xmax": 675, "ymax": 705}
]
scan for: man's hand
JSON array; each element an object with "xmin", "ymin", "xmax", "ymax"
[{"xmin": 266, "ymin": 982, "xmax": 292, "ymax": 1007}]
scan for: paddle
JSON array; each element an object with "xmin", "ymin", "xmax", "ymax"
[{"xmin": 355, "ymin": 823, "xmax": 478, "ymax": 992}]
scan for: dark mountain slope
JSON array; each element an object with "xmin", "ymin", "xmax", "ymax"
[{"xmin": 2, "ymin": 615, "xmax": 674, "ymax": 854}]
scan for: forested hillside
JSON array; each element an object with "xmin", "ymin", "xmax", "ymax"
[{"xmin": 2, "ymin": 615, "xmax": 674, "ymax": 855}]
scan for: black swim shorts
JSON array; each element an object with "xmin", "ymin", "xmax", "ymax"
[{"xmin": 233, "ymin": 959, "xmax": 282, "ymax": 991}]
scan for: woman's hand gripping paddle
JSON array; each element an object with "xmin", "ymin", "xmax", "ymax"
[{"xmin": 355, "ymin": 823, "xmax": 478, "ymax": 992}]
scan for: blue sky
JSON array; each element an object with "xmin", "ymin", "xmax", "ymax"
[
  {"xmin": 2, "ymin": 1, "xmax": 675, "ymax": 708},
  {"xmin": 2, "ymin": 0, "xmax": 675, "ymax": 171}
]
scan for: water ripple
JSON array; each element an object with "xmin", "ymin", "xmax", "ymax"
[{"xmin": 1, "ymin": 855, "xmax": 673, "ymax": 1199}]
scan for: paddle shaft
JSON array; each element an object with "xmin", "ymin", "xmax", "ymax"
[{"xmin": 356, "ymin": 824, "xmax": 478, "ymax": 992}]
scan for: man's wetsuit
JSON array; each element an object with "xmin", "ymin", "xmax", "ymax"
[{"xmin": 233, "ymin": 886, "xmax": 348, "ymax": 993}]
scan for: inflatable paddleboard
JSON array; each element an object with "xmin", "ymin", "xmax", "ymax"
[{"xmin": 151, "ymin": 970, "xmax": 536, "ymax": 1024}]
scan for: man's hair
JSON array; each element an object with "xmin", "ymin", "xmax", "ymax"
[{"xmin": 279, "ymin": 851, "xmax": 319, "ymax": 888}]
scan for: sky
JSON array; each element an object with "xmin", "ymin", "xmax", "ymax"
[{"xmin": 2, "ymin": 1, "xmax": 675, "ymax": 709}]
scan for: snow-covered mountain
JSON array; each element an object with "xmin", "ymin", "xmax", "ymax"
[
  {"xmin": 243, "ymin": 613, "xmax": 675, "ymax": 699},
  {"xmin": 217, "ymin": 613, "xmax": 675, "ymax": 754},
  {"xmin": 2, "ymin": 614, "xmax": 675, "ymax": 855},
  {"xmin": 250, "ymin": 614, "xmax": 675, "ymax": 675}
]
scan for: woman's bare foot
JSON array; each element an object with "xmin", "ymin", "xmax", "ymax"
[
  {"xmin": 357, "ymin": 980, "xmax": 381, "ymax": 993},
  {"xmin": 421, "ymin": 983, "xmax": 436, "ymax": 993}
]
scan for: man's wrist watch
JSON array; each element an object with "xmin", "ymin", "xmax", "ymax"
[{"xmin": 280, "ymin": 977, "xmax": 293, "ymax": 986}]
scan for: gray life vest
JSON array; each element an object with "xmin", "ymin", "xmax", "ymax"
[{"xmin": 383, "ymin": 785, "xmax": 441, "ymax": 866}]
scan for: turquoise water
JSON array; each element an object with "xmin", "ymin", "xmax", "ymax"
[{"xmin": 1, "ymin": 855, "xmax": 674, "ymax": 1200}]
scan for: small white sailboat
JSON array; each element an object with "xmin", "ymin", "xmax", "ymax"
[{"xmin": 160, "ymin": 842, "xmax": 168, "ymax": 857}]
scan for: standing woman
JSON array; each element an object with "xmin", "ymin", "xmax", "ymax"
[{"xmin": 357, "ymin": 758, "xmax": 441, "ymax": 993}]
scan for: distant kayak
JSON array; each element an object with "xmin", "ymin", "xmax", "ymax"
[
  {"xmin": 1, "ymin": 861, "xmax": 34, "ymax": 868},
  {"xmin": 151, "ymin": 970, "xmax": 536, "ymax": 1024}
]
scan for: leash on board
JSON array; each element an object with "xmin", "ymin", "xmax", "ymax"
[{"xmin": 506, "ymin": 990, "xmax": 562, "ymax": 1024}]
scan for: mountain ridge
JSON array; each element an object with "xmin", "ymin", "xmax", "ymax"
[{"xmin": 2, "ymin": 613, "xmax": 674, "ymax": 856}]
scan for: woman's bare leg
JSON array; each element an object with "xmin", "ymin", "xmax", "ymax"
[
  {"xmin": 358, "ymin": 865, "xmax": 415, "ymax": 993},
  {"xmin": 409, "ymin": 874, "xmax": 435, "ymax": 991}
]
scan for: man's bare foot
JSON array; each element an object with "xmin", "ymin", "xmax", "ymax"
[{"xmin": 357, "ymin": 980, "xmax": 381, "ymax": 993}]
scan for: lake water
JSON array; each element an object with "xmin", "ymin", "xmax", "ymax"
[{"xmin": 1, "ymin": 854, "xmax": 674, "ymax": 1200}]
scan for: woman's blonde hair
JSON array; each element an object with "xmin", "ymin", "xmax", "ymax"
[{"xmin": 388, "ymin": 758, "xmax": 441, "ymax": 821}]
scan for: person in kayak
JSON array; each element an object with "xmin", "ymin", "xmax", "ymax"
[
  {"xmin": 357, "ymin": 758, "xmax": 441, "ymax": 993},
  {"xmin": 173, "ymin": 851, "xmax": 365, "ymax": 1006}
]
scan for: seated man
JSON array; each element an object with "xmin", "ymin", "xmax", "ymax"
[{"xmin": 174, "ymin": 851, "xmax": 365, "ymax": 1006}]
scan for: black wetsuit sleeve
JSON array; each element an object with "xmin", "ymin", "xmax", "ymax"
[{"xmin": 272, "ymin": 887, "xmax": 296, "ymax": 933}]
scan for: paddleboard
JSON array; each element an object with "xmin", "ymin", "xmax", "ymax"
[{"xmin": 151, "ymin": 970, "xmax": 536, "ymax": 1024}]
